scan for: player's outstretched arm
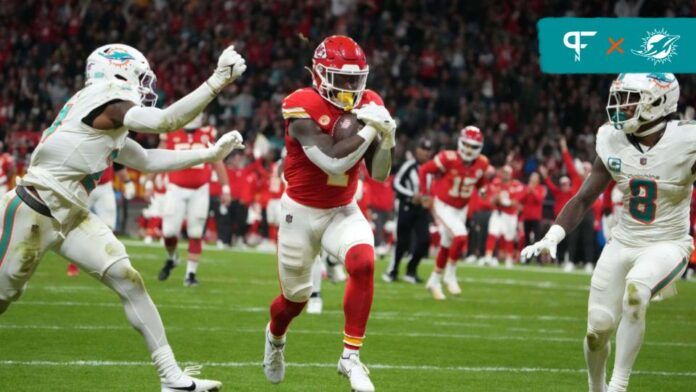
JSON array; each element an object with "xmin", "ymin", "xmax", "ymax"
[
  {"xmin": 94, "ymin": 46, "xmax": 246, "ymax": 133},
  {"xmin": 290, "ymin": 119, "xmax": 378, "ymax": 176},
  {"xmin": 521, "ymin": 157, "xmax": 611, "ymax": 260},
  {"xmin": 114, "ymin": 132, "xmax": 244, "ymax": 173}
]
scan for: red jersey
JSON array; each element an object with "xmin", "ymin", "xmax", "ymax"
[
  {"xmin": 162, "ymin": 126, "xmax": 217, "ymax": 189},
  {"xmin": 520, "ymin": 184, "xmax": 547, "ymax": 221},
  {"xmin": 281, "ymin": 87, "xmax": 384, "ymax": 209},
  {"xmin": 267, "ymin": 161, "xmax": 285, "ymax": 200},
  {"xmin": 98, "ymin": 165, "xmax": 114, "ymax": 185},
  {"xmin": 488, "ymin": 177, "xmax": 526, "ymax": 215},
  {"xmin": 227, "ymin": 166, "xmax": 245, "ymax": 200},
  {"xmin": 418, "ymin": 151, "xmax": 489, "ymax": 209},
  {"xmin": 365, "ymin": 174, "xmax": 394, "ymax": 212},
  {"xmin": 0, "ymin": 153, "xmax": 15, "ymax": 186}
]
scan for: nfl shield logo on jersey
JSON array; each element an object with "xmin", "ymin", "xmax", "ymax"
[
  {"xmin": 285, "ymin": 214, "xmax": 293, "ymax": 223},
  {"xmin": 640, "ymin": 157, "xmax": 647, "ymax": 166}
]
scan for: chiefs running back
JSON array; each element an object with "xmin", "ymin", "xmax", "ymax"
[{"xmin": 263, "ymin": 35, "xmax": 395, "ymax": 392}]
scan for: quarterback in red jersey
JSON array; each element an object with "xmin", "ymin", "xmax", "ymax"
[
  {"xmin": 418, "ymin": 126, "xmax": 489, "ymax": 299},
  {"xmin": 157, "ymin": 114, "xmax": 232, "ymax": 286},
  {"xmin": 483, "ymin": 165, "xmax": 526, "ymax": 268},
  {"xmin": 262, "ymin": 36, "xmax": 395, "ymax": 392}
]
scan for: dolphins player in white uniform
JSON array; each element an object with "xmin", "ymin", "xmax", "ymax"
[
  {"xmin": 0, "ymin": 43, "xmax": 246, "ymax": 391},
  {"xmin": 522, "ymin": 73, "xmax": 691, "ymax": 392}
]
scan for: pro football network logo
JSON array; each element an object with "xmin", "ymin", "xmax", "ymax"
[
  {"xmin": 563, "ymin": 31, "xmax": 597, "ymax": 62},
  {"xmin": 631, "ymin": 29, "xmax": 680, "ymax": 65}
]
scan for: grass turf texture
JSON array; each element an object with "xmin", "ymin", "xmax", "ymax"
[{"xmin": 1, "ymin": 239, "xmax": 695, "ymax": 391}]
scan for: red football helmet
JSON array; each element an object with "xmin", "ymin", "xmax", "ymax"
[
  {"xmin": 458, "ymin": 126, "xmax": 484, "ymax": 162},
  {"xmin": 310, "ymin": 35, "xmax": 369, "ymax": 111}
]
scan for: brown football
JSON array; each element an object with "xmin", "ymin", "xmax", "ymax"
[{"xmin": 332, "ymin": 113, "xmax": 361, "ymax": 141}]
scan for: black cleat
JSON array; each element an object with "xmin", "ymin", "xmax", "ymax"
[
  {"xmin": 184, "ymin": 272, "xmax": 199, "ymax": 287},
  {"xmin": 158, "ymin": 258, "xmax": 177, "ymax": 281}
]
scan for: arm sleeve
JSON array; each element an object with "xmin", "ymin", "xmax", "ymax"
[
  {"xmin": 123, "ymin": 82, "xmax": 216, "ymax": 134},
  {"xmin": 543, "ymin": 176, "xmax": 559, "ymax": 195},
  {"xmin": 418, "ymin": 159, "xmax": 441, "ymax": 195},
  {"xmin": 368, "ymin": 144, "xmax": 392, "ymax": 182},
  {"xmin": 562, "ymin": 150, "xmax": 582, "ymax": 184},
  {"xmin": 114, "ymin": 138, "xmax": 213, "ymax": 173},
  {"xmin": 302, "ymin": 125, "xmax": 377, "ymax": 176}
]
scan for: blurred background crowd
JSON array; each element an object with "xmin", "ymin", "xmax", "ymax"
[{"xmin": 2, "ymin": 0, "xmax": 696, "ymax": 273}]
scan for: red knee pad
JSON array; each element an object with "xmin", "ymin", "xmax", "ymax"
[
  {"xmin": 436, "ymin": 247, "xmax": 449, "ymax": 269},
  {"xmin": 164, "ymin": 236, "xmax": 178, "ymax": 249},
  {"xmin": 188, "ymin": 238, "xmax": 202, "ymax": 255},
  {"xmin": 449, "ymin": 236, "xmax": 468, "ymax": 261},
  {"xmin": 344, "ymin": 244, "xmax": 375, "ymax": 277}
]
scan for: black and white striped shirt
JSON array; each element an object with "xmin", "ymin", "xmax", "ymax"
[{"xmin": 393, "ymin": 158, "xmax": 421, "ymax": 203}]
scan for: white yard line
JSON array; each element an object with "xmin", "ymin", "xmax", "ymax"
[
  {"xmin": 0, "ymin": 359, "xmax": 694, "ymax": 377},
  {"xmin": 2, "ymin": 323, "xmax": 694, "ymax": 348}
]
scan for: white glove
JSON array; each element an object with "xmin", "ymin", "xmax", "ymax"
[
  {"xmin": 352, "ymin": 103, "xmax": 396, "ymax": 149},
  {"xmin": 353, "ymin": 103, "xmax": 396, "ymax": 133},
  {"xmin": 520, "ymin": 224, "xmax": 566, "ymax": 262},
  {"xmin": 123, "ymin": 181, "xmax": 136, "ymax": 200},
  {"xmin": 207, "ymin": 46, "xmax": 247, "ymax": 93},
  {"xmin": 208, "ymin": 130, "xmax": 244, "ymax": 162}
]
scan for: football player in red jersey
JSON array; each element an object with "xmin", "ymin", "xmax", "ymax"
[
  {"xmin": 482, "ymin": 165, "xmax": 526, "ymax": 268},
  {"xmin": 262, "ymin": 36, "xmax": 394, "ymax": 392},
  {"xmin": 418, "ymin": 126, "xmax": 489, "ymax": 300},
  {"xmin": 157, "ymin": 114, "xmax": 232, "ymax": 286}
]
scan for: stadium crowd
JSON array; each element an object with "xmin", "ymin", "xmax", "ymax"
[{"xmin": 2, "ymin": 0, "xmax": 696, "ymax": 274}]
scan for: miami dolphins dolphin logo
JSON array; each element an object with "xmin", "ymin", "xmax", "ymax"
[
  {"xmin": 632, "ymin": 29, "xmax": 680, "ymax": 65},
  {"xmin": 98, "ymin": 47, "xmax": 135, "ymax": 64}
]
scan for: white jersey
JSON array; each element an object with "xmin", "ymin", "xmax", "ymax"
[
  {"xmin": 19, "ymin": 80, "xmax": 141, "ymax": 231},
  {"xmin": 595, "ymin": 120, "xmax": 696, "ymax": 249}
]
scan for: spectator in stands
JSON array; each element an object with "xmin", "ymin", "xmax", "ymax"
[{"xmin": 520, "ymin": 172, "xmax": 546, "ymax": 262}]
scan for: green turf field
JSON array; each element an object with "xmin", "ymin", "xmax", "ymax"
[{"xmin": 1, "ymin": 239, "xmax": 695, "ymax": 391}]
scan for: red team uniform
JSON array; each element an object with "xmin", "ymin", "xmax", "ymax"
[
  {"xmin": 264, "ymin": 35, "xmax": 393, "ymax": 391},
  {"xmin": 419, "ymin": 126, "xmax": 488, "ymax": 299},
  {"xmin": 159, "ymin": 124, "xmax": 219, "ymax": 285},
  {"xmin": 484, "ymin": 166, "xmax": 526, "ymax": 267}
]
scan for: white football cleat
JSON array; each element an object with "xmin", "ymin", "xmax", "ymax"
[
  {"xmin": 562, "ymin": 261, "xmax": 575, "ymax": 273},
  {"xmin": 338, "ymin": 353, "xmax": 375, "ymax": 392},
  {"xmin": 443, "ymin": 278, "xmax": 461, "ymax": 295},
  {"xmin": 161, "ymin": 365, "xmax": 222, "ymax": 392},
  {"xmin": 307, "ymin": 296, "xmax": 323, "ymax": 314},
  {"xmin": 463, "ymin": 255, "xmax": 477, "ymax": 264},
  {"xmin": 425, "ymin": 276, "xmax": 446, "ymax": 300},
  {"xmin": 504, "ymin": 258, "xmax": 514, "ymax": 269},
  {"xmin": 263, "ymin": 323, "xmax": 285, "ymax": 384},
  {"xmin": 443, "ymin": 264, "xmax": 461, "ymax": 295}
]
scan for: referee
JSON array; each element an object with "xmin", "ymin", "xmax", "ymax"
[{"xmin": 383, "ymin": 137, "xmax": 433, "ymax": 283}]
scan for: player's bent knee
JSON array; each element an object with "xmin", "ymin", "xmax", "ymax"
[
  {"xmin": 282, "ymin": 282, "xmax": 313, "ymax": 303},
  {"xmin": 587, "ymin": 307, "xmax": 615, "ymax": 335},
  {"xmin": 622, "ymin": 282, "xmax": 650, "ymax": 321},
  {"xmin": 344, "ymin": 244, "xmax": 374, "ymax": 278},
  {"xmin": 104, "ymin": 259, "xmax": 145, "ymax": 291}
]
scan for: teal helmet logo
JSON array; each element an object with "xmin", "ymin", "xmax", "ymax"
[{"xmin": 98, "ymin": 48, "xmax": 135, "ymax": 64}]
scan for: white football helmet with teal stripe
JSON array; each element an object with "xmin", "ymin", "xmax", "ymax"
[
  {"xmin": 85, "ymin": 44, "xmax": 157, "ymax": 106},
  {"xmin": 606, "ymin": 73, "xmax": 679, "ymax": 136}
]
